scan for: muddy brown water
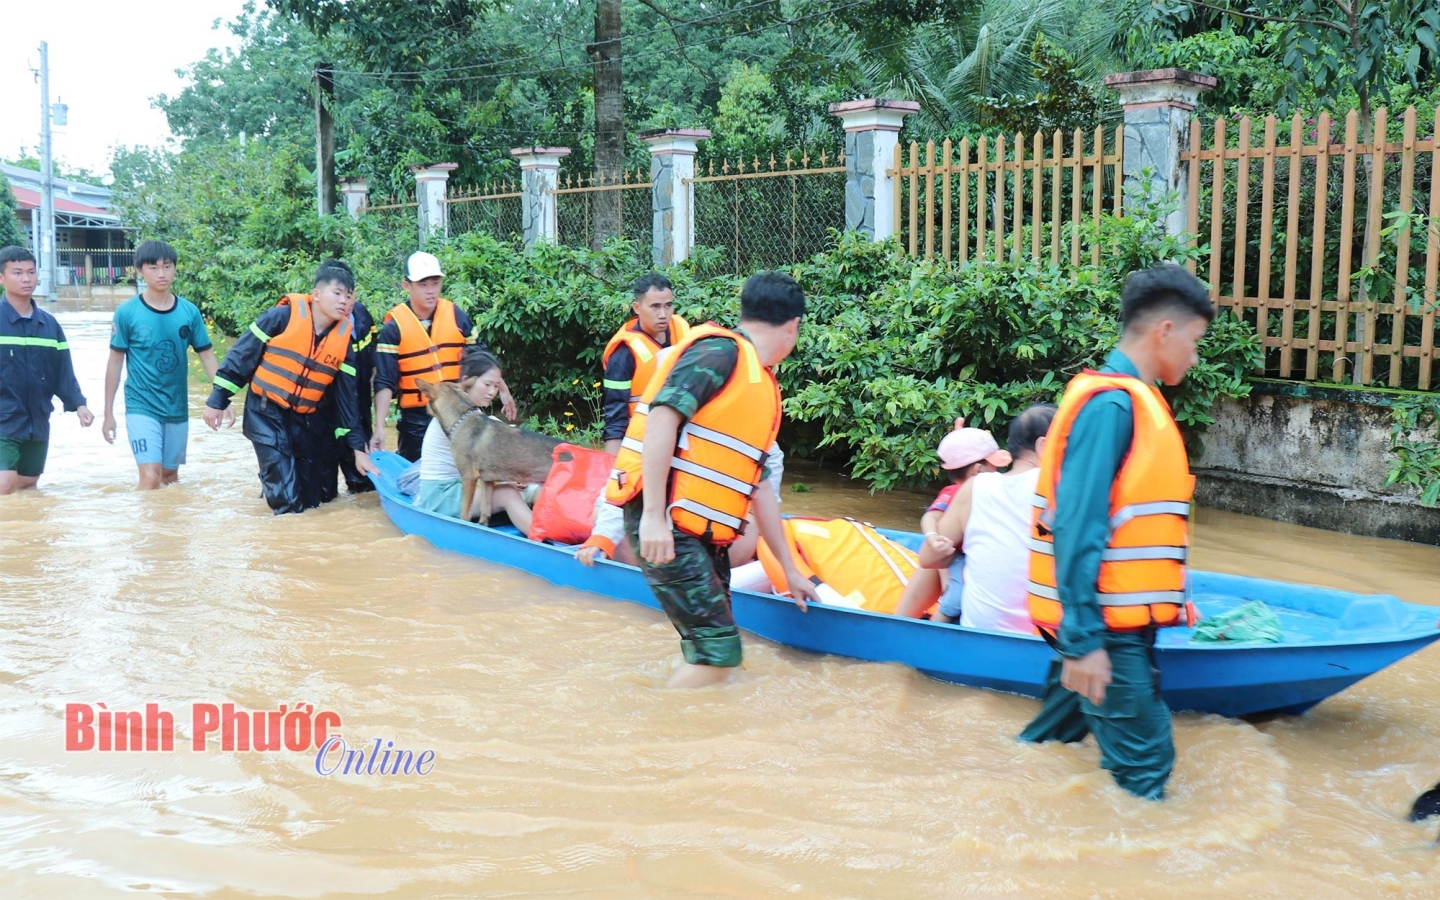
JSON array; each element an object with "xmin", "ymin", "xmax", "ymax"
[{"xmin": 3, "ymin": 312, "xmax": 1440, "ymax": 898}]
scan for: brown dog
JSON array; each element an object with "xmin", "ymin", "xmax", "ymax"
[{"xmin": 416, "ymin": 378, "xmax": 563, "ymax": 524}]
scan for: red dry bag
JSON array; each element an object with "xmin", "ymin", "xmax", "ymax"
[{"xmin": 528, "ymin": 443, "xmax": 616, "ymax": 545}]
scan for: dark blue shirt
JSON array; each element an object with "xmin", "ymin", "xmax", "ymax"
[
  {"xmin": 1053, "ymin": 349, "xmax": 1138, "ymax": 658},
  {"xmin": 0, "ymin": 297, "xmax": 87, "ymax": 442}
]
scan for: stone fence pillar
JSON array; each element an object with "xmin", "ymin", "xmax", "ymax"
[
  {"xmin": 510, "ymin": 147, "xmax": 571, "ymax": 248},
  {"xmin": 339, "ymin": 178, "xmax": 369, "ymax": 219},
  {"xmin": 411, "ymin": 162, "xmax": 458, "ymax": 239},
  {"xmin": 1104, "ymin": 69, "xmax": 1217, "ymax": 236},
  {"xmin": 829, "ymin": 99, "xmax": 920, "ymax": 241},
  {"xmin": 641, "ymin": 129, "xmax": 711, "ymax": 266}
]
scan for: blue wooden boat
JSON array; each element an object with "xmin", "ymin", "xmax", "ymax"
[{"xmin": 371, "ymin": 452, "xmax": 1440, "ymax": 718}]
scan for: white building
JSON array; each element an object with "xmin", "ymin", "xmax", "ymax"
[{"xmin": 3, "ymin": 162, "xmax": 132, "ymax": 285}]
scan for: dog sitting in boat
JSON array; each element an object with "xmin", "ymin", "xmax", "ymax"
[{"xmin": 416, "ymin": 378, "xmax": 562, "ymax": 524}]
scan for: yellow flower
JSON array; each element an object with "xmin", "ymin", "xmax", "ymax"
[
  {"xmin": 592, "ymin": 381, "xmax": 601, "ymax": 388},
  {"xmin": 563, "ymin": 411, "xmax": 574, "ymax": 417},
  {"xmin": 571, "ymin": 379, "xmax": 580, "ymax": 385},
  {"xmin": 565, "ymin": 424, "xmax": 575, "ymax": 432}
]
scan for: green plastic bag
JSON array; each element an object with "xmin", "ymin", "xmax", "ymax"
[{"xmin": 1191, "ymin": 600, "xmax": 1284, "ymax": 644}]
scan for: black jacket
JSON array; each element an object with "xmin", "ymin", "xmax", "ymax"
[
  {"xmin": 0, "ymin": 298, "xmax": 87, "ymax": 442},
  {"xmin": 206, "ymin": 304, "xmax": 365, "ymax": 451}
]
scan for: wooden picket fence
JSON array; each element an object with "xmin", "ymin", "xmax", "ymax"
[
  {"xmin": 1184, "ymin": 106, "xmax": 1440, "ymax": 389},
  {"xmin": 889, "ymin": 127, "xmax": 1124, "ymax": 265}
]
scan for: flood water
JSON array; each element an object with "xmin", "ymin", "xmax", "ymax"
[{"xmin": 3, "ymin": 311, "xmax": 1440, "ymax": 898}]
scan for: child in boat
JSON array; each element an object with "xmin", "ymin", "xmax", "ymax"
[
  {"xmin": 904, "ymin": 403, "xmax": 1055, "ymax": 631},
  {"xmin": 890, "ymin": 419, "xmax": 1012, "ymax": 616},
  {"xmin": 415, "ymin": 348, "xmax": 538, "ymax": 528}
]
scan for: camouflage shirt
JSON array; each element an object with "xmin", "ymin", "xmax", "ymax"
[
  {"xmin": 650, "ymin": 335, "xmax": 740, "ymax": 421},
  {"xmin": 650, "ymin": 330, "xmax": 771, "ymax": 480}
]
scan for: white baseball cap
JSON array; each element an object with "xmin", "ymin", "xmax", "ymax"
[
  {"xmin": 405, "ymin": 251, "xmax": 444, "ymax": 281},
  {"xmin": 937, "ymin": 417, "xmax": 1012, "ymax": 470}
]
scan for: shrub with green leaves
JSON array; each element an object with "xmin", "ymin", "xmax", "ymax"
[{"xmin": 117, "ymin": 148, "xmax": 1261, "ymax": 489}]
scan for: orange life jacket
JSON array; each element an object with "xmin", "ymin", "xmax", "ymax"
[
  {"xmin": 604, "ymin": 324, "xmax": 781, "ymax": 545},
  {"xmin": 248, "ymin": 294, "xmax": 353, "ymax": 415},
  {"xmin": 602, "ymin": 315, "xmax": 691, "ymax": 415},
  {"xmin": 528, "ymin": 443, "xmax": 616, "ymax": 545},
  {"xmin": 1027, "ymin": 371, "xmax": 1196, "ymax": 633},
  {"xmin": 382, "ymin": 299, "xmax": 468, "ymax": 408},
  {"xmin": 757, "ymin": 517, "xmax": 927, "ymax": 615}
]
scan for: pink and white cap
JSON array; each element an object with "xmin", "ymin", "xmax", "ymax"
[{"xmin": 937, "ymin": 417, "xmax": 1012, "ymax": 470}]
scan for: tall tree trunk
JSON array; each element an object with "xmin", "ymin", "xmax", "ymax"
[{"xmin": 590, "ymin": 0, "xmax": 624, "ymax": 250}]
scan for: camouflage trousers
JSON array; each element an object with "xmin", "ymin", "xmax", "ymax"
[{"xmin": 624, "ymin": 502, "xmax": 741, "ymax": 667}]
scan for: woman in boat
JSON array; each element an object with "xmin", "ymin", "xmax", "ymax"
[
  {"xmin": 899, "ymin": 403, "xmax": 1055, "ymax": 632},
  {"xmin": 415, "ymin": 348, "xmax": 538, "ymax": 529}
]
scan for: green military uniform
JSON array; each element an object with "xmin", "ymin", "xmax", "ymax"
[
  {"xmin": 623, "ymin": 333, "xmax": 769, "ymax": 669},
  {"xmin": 1018, "ymin": 350, "xmax": 1176, "ymax": 800}
]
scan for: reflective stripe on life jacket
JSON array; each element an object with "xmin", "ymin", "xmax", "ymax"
[
  {"xmin": 757, "ymin": 517, "xmax": 922, "ymax": 614},
  {"xmin": 602, "ymin": 315, "xmax": 691, "ymax": 412},
  {"xmin": 1027, "ymin": 371, "xmax": 1196, "ymax": 633},
  {"xmin": 384, "ymin": 299, "xmax": 468, "ymax": 408},
  {"xmin": 248, "ymin": 294, "xmax": 353, "ymax": 414},
  {"xmin": 603, "ymin": 324, "xmax": 781, "ymax": 545}
]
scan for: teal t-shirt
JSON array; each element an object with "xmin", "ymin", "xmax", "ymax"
[{"xmin": 110, "ymin": 295, "xmax": 212, "ymax": 423}]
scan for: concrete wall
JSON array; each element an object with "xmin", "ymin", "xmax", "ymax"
[{"xmin": 1193, "ymin": 384, "xmax": 1440, "ymax": 545}]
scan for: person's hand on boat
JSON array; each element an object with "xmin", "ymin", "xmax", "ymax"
[
  {"xmin": 576, "ymin": 546, "xmax": 604, "ymax": 566},
  {"xmin": 639, "ymin": 510, "xmax": 675, "ymax": 564},
  {"xmin": 368, "ymin": 425, "xmax": 385, "ymax": 453},
  {"xmin": 353, "ymin": 450, "xmax": 379, "ymax": 477},
  {"xmin": 1061, "ymin": 648, "xmax": 1112, "ymax": 706},
  {"xmin": 782, "ymin": 566, "xmax": 817, "ymax": 611}
]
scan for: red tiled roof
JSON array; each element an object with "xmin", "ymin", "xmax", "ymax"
[{"xmin": 10, "ymin": 185, "xmax": 111, "ymax": 216}]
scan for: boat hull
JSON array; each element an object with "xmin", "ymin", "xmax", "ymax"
[{"xmin": 372, "ymin": 453, "xmax": 1440, "ymax": 718}]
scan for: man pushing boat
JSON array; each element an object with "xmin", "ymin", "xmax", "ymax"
[
  {"xmin": 605, "ymin": 272, "xmax": 820, "ymax": 688},
  {"xmin": 1019, "ymin": 263, "xmax": 1214, "ymax": 800}
]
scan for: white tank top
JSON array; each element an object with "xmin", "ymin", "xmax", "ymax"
[{"xmin": 959, "ymin": 468, "xmax": 1041, "ymax": 633}]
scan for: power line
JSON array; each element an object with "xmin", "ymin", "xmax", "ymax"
[
  {"xmin": 327, "ymin": 0, "xmax": 787, "ymax": 80},
  {"xmin": 329, "ymin": 0, "xmax": 878, "ymax": 86}
]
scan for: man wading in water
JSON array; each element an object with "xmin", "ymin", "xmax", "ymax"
[
  {"xmin": 605, "ymin": 272, "xmax": 820, "ymax": 688},
  {"xmin": 1020, "ymin": 264, "xmax": 1213, "ymax": 800}
]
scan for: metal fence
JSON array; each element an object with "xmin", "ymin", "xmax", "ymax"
[
  {"xmin": 444, "ymin": 182, "xmax": 522, "ymax": 240},
  {"xmin": 890, "ymin": 128, "xmax": 1124, "ymax": 265},
  {"xmin": 690, "ymin": 150, "xmax": 846, "ymax": 274},
  {"xmin": 1183, "ymin": 106, "xmax": 1440, "ymax": 389},
  {"xmin": 364, "ymin": 191, "xmax": 419, "ymax": 243},
  {"xmin": 553, "ymin": 169, "xmax": 653, "ymax": 251},
  {"xmin": 56, "ymin": 247, "xmax": 135, "ymax": 285}
]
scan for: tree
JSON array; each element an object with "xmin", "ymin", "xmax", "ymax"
[
  {"xmin": 860, "ymin": 0, "xmax": 1122, "ymax": 136},
  {"xmin": 589, "ymin": 0, "xmax": 624, "ymax": 247},
  {"xmin": 1139, "ymin": 0, "xmax": 1439, "ymax": 378},
  {"xmin": 157, "ymin": 4, "xmax": 327, "ymax": 146},
  {"xmin": 0, "ymin": 170, "xmax": 25, "ymax": 248}
]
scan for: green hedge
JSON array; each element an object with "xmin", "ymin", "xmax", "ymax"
[{"xmin": 129, "ymin": 152, "xmax": 1260, "ymax": 491}]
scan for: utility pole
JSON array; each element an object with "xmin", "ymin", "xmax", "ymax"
[
  {"xmin": 315, "ymin": 64, "xmax": 336, "ymax": 216},
  {"xmin": 37, "ymin": 41, "xmax": 57, "ymax": 302}
]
